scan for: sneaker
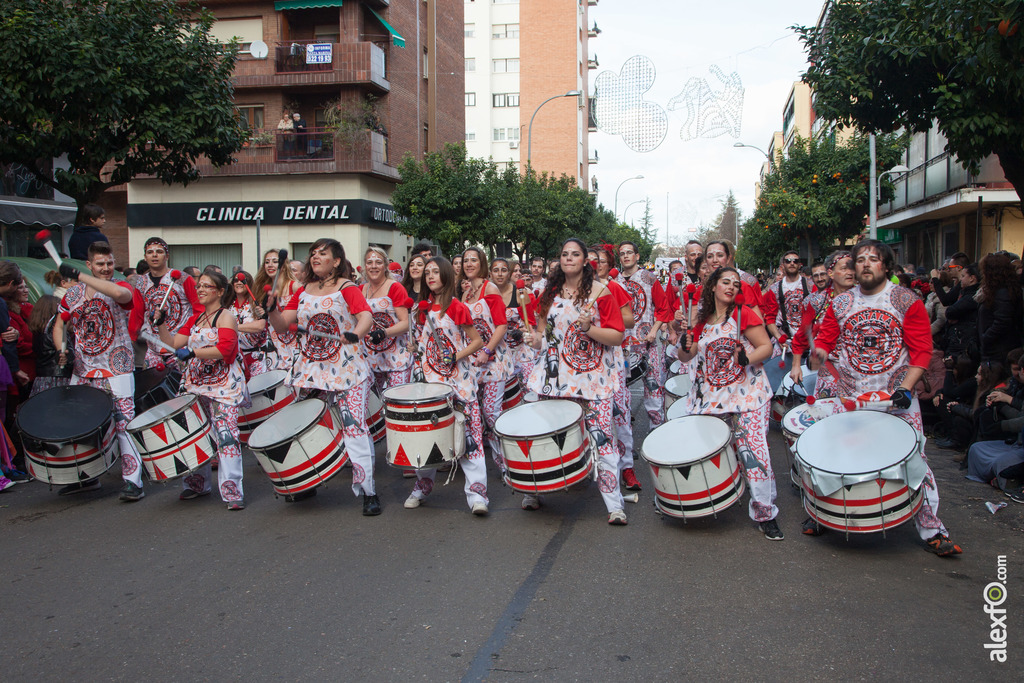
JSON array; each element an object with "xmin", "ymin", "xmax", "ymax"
[
  {"xmin": 924, "ymin": 533, "xmax": 963, "ymax": 556},
  {"xmin": 362, "ymin": 494, "xmax": 382, "ymax": 516},
  {"xmin": 521, "ymin": 494, "xmax": 541, "ymax": 511},
  {"xmin": 608, "ymin": 509, "xmax": 628, "ymax": 525},
  {"xmin": 119, "ymin": 482, "xmax": 145, "ymax": 502},
  {"xmin": 284, "ymin": 489, "xmax": 317, "ymax": 503},
  {"xmin": 210, "ymin": 457, "xmax": 219, "ymax": 471},
  {"xmin": 402, "ymin": 469, "xmax": 417, "ymax": 478},
  {"xmin": 179, "ymin": 488, "xmax": 209, "ymax": 501},
  {"xmin": 0, "ymin": 476, "xmax": 14, "ymax": 492},
  {"xmin": 621, "ymin": 467, "xmax": 642, "ymax": 491},
  {"xmin": 58, "ymin": 479, "xmax": 101, "ymax": 496},
  {"xmin": 801, "ymin": 517, "xmax": 826, "ymax": 536},
  {"xmin": 226, "ymin": 499, "xmax": 245, "ymax": 511},
  {"xmin": 404, "ymin": 494, "xmax": 422, "ymax": 509},
  {"xmin": 4, "ymin": 468, "xmax": 30, "ymax": 483},
  {"xmin": 760, "ymin": 519, "xmax": 784, "ymax": 540},
  {"xmin": 471, "ymin": 502, "xmax": 489, "ymax": 516},
  {"xmin": 1006, "ymin": 488, "xmax": 1024, "ymax": 504}
]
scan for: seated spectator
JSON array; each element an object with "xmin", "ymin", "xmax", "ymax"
[{"xmin": 932, "ymin": 355, "xmax": 981, "ymax": 454}]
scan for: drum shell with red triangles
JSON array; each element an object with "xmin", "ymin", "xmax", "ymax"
[
  {"xmin": 382, "ymin": 383, "xmax": 464, "ymax": 469},
  {"xmin": 237, "ymin": 370, "xmax": 295, "ymax": 443},
  {"xmin": 127, "ymin": 394, "xmax": 215, "ymax": 481},
  {"xmin": 494, "ymin": 400, "xmax": 592, "ymax": 494},
  {"xmin": 502, "ymin": 374, "xmax": 523, "ymax": 411}
]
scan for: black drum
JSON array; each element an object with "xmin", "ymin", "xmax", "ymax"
[
  {"xmin": 134, "ymin": 366, "xmax": 181, "ymax": 414},
  {"xmin": 17, "ymin": 385, "xmax": 118, "ymax": 485}
]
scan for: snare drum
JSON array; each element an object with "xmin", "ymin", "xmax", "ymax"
[
  {"xmin": 664, "ymin": 375, "xmax": 692, "ymax": 413},
  {"xmin": 133, "ymin": 366, "xmax": 181, "ymax": 414},
  {"xmin": 17, "ymin": 386, "xmax": 118, "ymax": 485},
  {"xmin": 502, "ymin": 375, "xmax": 524, "ymax": 411},
  {"xmin": 248, "ymin": 398, "xmax": 348, "ymax": 496},
  {"xmin": 794, "ymin": 410, "xmax": 928, "ymax": 534},
  {"xmin": 237, "ymin": 370, "xmax": 295, "ymax": 442},
  {"xmin": 641, "ymin": 415, "xmax": 745, "ymax": 519},
  {"xmin": 382, "ymin": 383, "xmax": 465, "ymax": 469},
  {"xmin": 494, "ymin": 400, "xmax": 591, "ymax": 493},
  {"xmin": 366, "ymin": 389, "xmax": 386, "ymax": 445},
  {"xmin": 127, "ymin": 394, "xmax": 215, "ymax": 481},
  {"xmin": 781, "ymin": 398, "xmax": 843, "ymax": 486},
  {"xmin": 626, "ymin": 353, "xmax": 649, "ymax": 386},
  {"xmin": 769, "ymin": 373, "xmax": 807, "ymax": 428}
]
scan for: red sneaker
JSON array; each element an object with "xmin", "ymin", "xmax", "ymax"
[{"xmin": 622, "ymin": 467, "xmax": 642, "ymax": 491}]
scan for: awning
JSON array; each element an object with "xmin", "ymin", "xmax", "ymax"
[
  {"xmin": 274, "ymin": 0, "xmax": 343, "ymax": 11},
  {"xmin": 0, "ymin": 197, "xmax": 76, "ymax": 228},
  {"xmin": 367, "ymin": 7, "xmax": 406, "ymax": 48}
]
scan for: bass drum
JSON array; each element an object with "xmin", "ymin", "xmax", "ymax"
[{"xmin": 127, "ymin": 394, "xmax": 215, "ymax": 481}]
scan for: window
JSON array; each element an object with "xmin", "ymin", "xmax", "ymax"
[
  {"xmin": 465, "ymin": 23, "xmax": 475, "ymax": 38},
  {"xmin": 172, "ymin": 244, "xmax": 243, "ymax": 276},
  {"xmin": 492, "ymin": 58, "xmax": 519, "ymax": 73},
  {"xmin": 465, "ymin": 58, "xmax": 476, "ymax": 72},
  {"xmin": 493, "ymin": 128, "xmax": 506, "ymax": 142},
  {"xmin": 209, "ymin": 17, "xmax": 263, "ymax": 51},
  {"xmin": 465, "ymin": 92, "xmax": 476, "ymax": 106},
  {"xmin": 466, "ymin": 130, "xmax": 476, "ymax": 141},
  {"xmin": 493, "ymin": 93, "xmax": 519, "ymax": 107},
  {"xmin": 508, "ymin": 127, "xmax": 520, "ymax": 141},
  {"xmin": 236, "ymin": 105, "xmax": 264, "ymax": 131},
  {"xmin": 492, "ymin": 23, "xmax": 519, "ymax": 38},
  {"xmin": 493, "ymin": 128, "xmax": 519, "ymax": 142}
]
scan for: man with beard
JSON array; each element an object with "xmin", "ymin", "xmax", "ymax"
[{"xmin": 762, "ymin": 251, "xmax": 811, "ymax": 391}]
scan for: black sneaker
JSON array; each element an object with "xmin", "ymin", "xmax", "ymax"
[
  {"xmin": 801, "ymin": 517, "xmax": 826, "ymax": 536},
  {"xmin": 285, "ymin": 489, "xmax": 317, "ymax": 503},
  {"xmin": 1005, "ymin": 488, "xmax": 1024, "ymax": 504},
  {"xmin": 362, "ymin": 494, "xmax": 382, "ymax": 516},
  {"xmin": 58, "ymin": 480, "xmax": 101, "ymax": 496},
  {"xmin": 119, "ymin": 482, "xmax": 145, "ymax": 502},
  {"xmin": 759, "ymin": 519, "xmax": 785, "ymax": 541},
  {"xmin": 4, "ymin": 468, "xmax": 30, "ymax": 483}
]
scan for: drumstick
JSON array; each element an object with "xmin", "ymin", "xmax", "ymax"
[
  {"xmin": 733, "ymin": 290, "xmax": 745, "ymax": 342},
  {"xmin": 234, "ymin": 272, "xmax": 259, "ymax": 317},
  {"xmin": 158, "ymin": 269, "xmax": 182, "ymax": 312},
  {"xmin": 514, "ymin": 278, "xmax": 532, "ymax": 336},
  {"xmin": 685, "ymin": 283, "xmax": 696, "ymax": 329},
  {"xmin": 34, "ymin": 230, "xmax": 63, "ymax": 268},
  {"xmin": 269, "ymin": 248, "xmax": 289, "ymax": 302},
  {"xmin": 842, "ymin": 398, "xmax": 894, "ymax": 411},
  {"xmin": 58, "ymin": 311, "xmax": 70, "ymax": 368},
  {"xmin": 292, "ymin": 325, "xmax": 355, "ymax": 344},
  {"xmin": 139, "ymin": 332, "xmax": 178, "ymax": 355}
]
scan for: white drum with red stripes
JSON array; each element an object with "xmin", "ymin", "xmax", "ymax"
[
  {"xmin": 502, "ymin": 374, "xmax": 523, "ymax": 411},
  {"xmin": 494, "ymin": 400, "xmax": 592, "ymax": 494},
  {"xmin": 794, "ymin": 410, "xmax": 927, "ymax": 534},
  {"xmin": 663, "ymin": 374, "xmax": 692, "ymax": 415},
  {"xmin": 382, "ymin": 383, "xmax": 465, "ymax": 469},
  {"xmin": 641, "ymin": 415, "xmax": 745, "ymax": 520},
  {"xmin": 127, "ymin": 394, "xmax": 216, "ymax": 481},
  {"xmin": 366, "ymin": 389, "xmax": 386, "ymax": 447},
  {"xmin": 781, "ymin": 397, "xmax": 844, "ymax": 486},
  {"xmin": 237, "ymin": 370, "xmax": 295, "ymax": 443},
  {"xmin": 248, "ymin": 398, "xmax": 348, "ymax": 497}
]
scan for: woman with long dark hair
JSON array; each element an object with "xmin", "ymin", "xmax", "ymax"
[
  {"xmin": 267, "ymin": 239, "xmax": 380, "ymax": 515},
  {"xmin": 525, "ymin": 238, "xmax": 628, "ymax": 523},
  {"xmin": 977, "ymin": 253, "xmax": 1022, "ymax": 363},
  {"xmin": 401, "ymin": 254, "xmax": 428, "ymax": 306},
  {"xmin": 490, "ymin": 257, "xmax": 537, "ymax": 383},
  {"xmin": 226, "ymin": 270, "xmax": 268, "ymax": 381},
  {"xmin": 254, "ymin": 248, "xmax": 300, "ymax": 372},
  {"xmin": 677, "ymin": 266, "xmax": 783, "ymax": 540},
  {"xmin": 405, "ymin": 256, "xmax": 488, "ymax": 513},
  {"xmin": 361, "ymin": 246, "xmax": 413, "ymax": 393},
  {"xmin": 28, "ymin": 295, "xmax": 71, "ymax": 398}
]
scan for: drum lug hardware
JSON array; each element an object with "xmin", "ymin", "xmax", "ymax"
[{"xmin": 431, "ymin": 414, "xmax": 438, "ymax": 426}]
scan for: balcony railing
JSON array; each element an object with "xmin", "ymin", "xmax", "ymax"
[
  {"xmin": 275, "ymin": 41, "xmax": 333, "ymax": 74},
  {"xmin": 233, "ymin": 41, "xmax": 389, "ymax": 92},
  {"xmin": 880, "ymin": 151, "xmax": 974, "ymax": 215}
]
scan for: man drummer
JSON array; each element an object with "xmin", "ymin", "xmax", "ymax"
[
  {"xmin": 53, "ymin": 243, "xmax": 145, "ymax": 501},
  {"xmin": 138, "ymin": 237, "xmax": 202, "ymax": 368},
  {"xmin": 790, "ymin": 250, "xmax": 854, "ymax": 397},
  {"xmin": 761, "ymin": 251, "xmax": 811, "ymax": 392},
  {"xmin": 811, "ymin": 240, "xmax": 962, "ymax": 556}
]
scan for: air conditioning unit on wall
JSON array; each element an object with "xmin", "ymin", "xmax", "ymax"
[{"xmin": 509, "ymin": 141, "xmax": 519, "ymax": 149}]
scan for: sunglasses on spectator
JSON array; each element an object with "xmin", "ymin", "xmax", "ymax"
[{"xmin": 783, "ymin": 258, "xmax": 800, "ymax": 264}]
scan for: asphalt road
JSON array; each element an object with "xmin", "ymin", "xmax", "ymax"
[{"xmin": 1, "ymin": 389, "xmax": 1020, "ymax": 681}]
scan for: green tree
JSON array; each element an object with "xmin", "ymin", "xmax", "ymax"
[
  {"xmin": 796, "ymin": 0, "xmax": 1024, "ymax": 198},
  {"xmin": 738, "ymin": 133, "xmax": 905, "ymax": 267},
  {"xmin": 0, "ymin": 0, "xmax": 245, "ymax": 220}
]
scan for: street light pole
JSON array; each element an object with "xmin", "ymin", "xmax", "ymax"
[
  {"xmin": 622, "ymin": 199, "xmax": 645, "ymax": 225},
  {"xmin": 527, "ymin": 90, "xmax": 581, "ymax": 169},
  {"xmin": 614, "ymin": 174, "xmax": 644, "ymax": 220},
  {"xmin": 869, "ymin": 134, "xmax": 878, "ymax": 239},
  {"xmin": 733, "ymin": 141, "xmax": 771, "ymax": 163}
]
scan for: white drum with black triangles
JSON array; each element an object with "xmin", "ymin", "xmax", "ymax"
[
  {"xmin": 382, "ymin": 383, "xmax": 465, "ymax": 469},
  {"xmin": 494, "ymin": 399, "xmax": 591, "ymax": 494},
  {"xmin": 128, "ymin": 394, "xmax": 215, "ymax": 481}
]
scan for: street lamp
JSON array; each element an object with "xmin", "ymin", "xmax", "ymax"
[
  {"xmin": 733, "ymin": 141, "xmax": 771, "ymax": 161},
  {"xmin": 622, "ymin": 199, "xmax": 645, "ymax": 225},
  {"xmin": 870, "ymin": 161, "xmax": 910, "ymax": 239},
  {"xmin": 527, "ymin": 90, "xmax": 581, "ymax": 167},
  {"xmin": 614, "ymin": 174, "xmax": 644, "ymax": 220},
  {"xmin": 877, "ymin": 164, "xmax": 910, "ymax": 203}
]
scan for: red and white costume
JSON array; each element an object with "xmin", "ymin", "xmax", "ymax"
[
  {"xmin": 178, "ymin": 312, "xmax": 247, "ymax": 502},
  {"xmin": 526, "ymin": 292, "xmax": 626, "ymax": 514},
  {"xmin": 231, "ymin": 300, "xmax": 267, "ymax": 381},
  {"xmin": 688, "ymin": 306, "xmax": 778, "ymax": 522},
  {"xmin": 60, "ymin": 281, "xmax": 144, "ymax": 488},
  {"xmin": 814, "ymin": 281, "xmax": 949, "ymax": 541},
  {"xmin": 138, "ymin": 271, "xmax": 201, "ymax": 368},
  {"xmin": 466, "ymin": 287, "xmax": 513, "ymax": 467},
  {"xmin": 791, "ymin": 287, "xmax": 841, "ymax": 397},
  {"xmin": 502, "ymin": 289, "xmax": 538, "ymax": 381},
  {"xmin": 284, "ymin": 285, "xmax": 376, "ymax": 498},
  {"xmin": 264, "ymin": 282, "xmax": 301, "ymax": 373},
  {"xmin": 362, "ymin": 281, "xmax": 414, "ymax": 392},
  {"xmin": 409, "ymin": 297, "xmax": 488, "ymax": 510},
  {"xmin": 615, "ymin": 269, "xmax": 671, "ymax": 426},
  {"xmin": 605, "ymin": 280, "xmax": 637, "ymax": 469}
]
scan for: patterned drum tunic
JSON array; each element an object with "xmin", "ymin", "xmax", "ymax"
[
  {"xmin": 137, "ymin": 271, "xmax": 201, "ymax": 368},
  {"xmin": 231, "ymin": 299, "xmax": 267, "ymax": 381},
  {"xmin": 467, "ymin": 290, "xmax": 513, "ymax": 466},
  {"xmin": 502, "ymin": 288, "xmax": 538, "ymax": 380},
  {"xmin": 362, "ymin": 281, "xmax": 414, "ymax": 390}
]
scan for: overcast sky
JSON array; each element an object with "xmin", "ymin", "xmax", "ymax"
[{"xmin": 589, "ymin": 0, "xmax": 826, "ymax": 243}]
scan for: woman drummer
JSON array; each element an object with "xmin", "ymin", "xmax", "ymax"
[
  {"xmin": 401, "ymin": 253, "xmax": 429, "ymax": 307},
  {"xmin": 255, "ymin": 248, "xmax": 300, "ymax": 372},
  {"xmin": 460, "ymin": 247, "xmax": 514, "ymax": 470},
  {"xmin": 525, "ymin": 238, "xmax": 628, "ymax": 523},
  {"xmin": 267, "ymin": 239, "xmax": 381, "ymax": 515},
  {"xmin": 489, "ymin": 257, "xmax": 537, "ymax": 386},
  {"xmin": 156, "ymin": 271, "xmax": 247, "ymax": 510},
  {"xmin": 228, "ymin": 270, "xmax": 268, "ymax": 381},
  {"xmin": 676, "ymin": 266, "xmax": 784, "ymax": 540},
  {"xmin": 361, "ymin": 247, "xmax": 414, "ymax": 392},
  {"xmin": 405, "ymin": 257, "xmax": 487, "ymax": 513}
]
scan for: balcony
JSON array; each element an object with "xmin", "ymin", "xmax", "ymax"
[
  {"xmin": 233, "ymin": 41, "xmax": 389, "ymax": 93},
  {"xmin": 195, "ymin": 129, "xmax": 398, "ymax": 181}
]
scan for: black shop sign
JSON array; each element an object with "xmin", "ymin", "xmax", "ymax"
[{"xmin": 127, "ymin": 199, "xmax": 399, "ymax": 228}]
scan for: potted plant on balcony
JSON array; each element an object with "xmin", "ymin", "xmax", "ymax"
[
  {"xmin": 320, "ymin": 94, "xmax": 386, "ymax": 155},
  {"xmin": 251, "ymin": 130, "xmax": 275, "ymax": 146}
]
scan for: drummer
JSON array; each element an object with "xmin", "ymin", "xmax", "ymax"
[
  {"xmin": 155, "ymin": 271, "xmax": 246, "ymax": 510},
  {"xmin": 526, "ymin": 238, "xmax": 628, "ymax": 524},
  {"xmin": 789, "ymin": 250, "xmax": 854, "ymax": 397},
  {"xmin": 228, "ymin": 270, "xmax": 268, "ymax": 381},
  {"xmin": 53, "ymin": 243, "xmax": 145, "ymax": 501},
  {"xmin": 676, "ymin": 266, "xmax": 784, "ymax": 540},
  {"xmin": 361, "ymin": 247, "xmax": 414, "ymax": 393},
  {"xmin": 254, "ymin": 249, "xmax": 300, "ymax": 372},
  {"xmin": 460, "ymin": 247, "xmax": 514, "ymax": 470},
  {"xmin": 267, "ymin": 239, "xmax": 381, "ymax": 515},
  {"xmin": 489, "ymin": 257, "xmax": 537, "ymax": 384},
  {"xmin": 590, "ymin": 244, "xmax": 641, "ymax": 492},
  {"xmin": 810, "ymin": 240, "xmax": 962, "ymax": 555},
  {"xmin": 137, "ymin": 237, "xmax": 201, "ymax": 369},
  {"xmin": 405, "ymin": 257, "xmax": 488, "ymax": 514}
]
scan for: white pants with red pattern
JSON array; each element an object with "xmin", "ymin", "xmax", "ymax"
[
  {"xmin": 372, "ymin": 367, "xmax": 412, "ymax": 395},
  {"xmin": 479, "ymin": 379, "xmax": 506, "ymax": 469},
  {"xmin": 412, "ymin": 400, "xmax": 488, "ymax": 509},
  {"xmin": 581, "ymin": 396, "xmax": 627, "ymax": 514},
  {"xmin": 613, "ymin": 362, "xmax": 634, "ymax": 469},
  {"xmin": 733, "ymin": 403, "xmax": 778, "ymax": 522},
  {"xmin": 634, "ymin": 341, "xmax": 665, "ymax": 427},
  {"xmin": 299, "ymin": 380, "xmax": 376, "ymax": 497},
  {"xmin": 182, "ymin": 397, "xmax": 243, "ymax": 502},
  {"xmin": 890, "ymin": 398, "xmax": 948, "ymax": 541},
  {"xmin": 71, "ymin": 374, "xmax": 143, "ymax": 488}
]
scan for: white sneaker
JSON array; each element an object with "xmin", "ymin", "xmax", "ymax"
[
  {"xmin": 471, "ymin": 502, "xmax": 488, "ymax": 516},
  {"xmin": 607, "ymin": 509, "xmax": 628, "ymax": 525},
  {"xmin": 404, "ymin": 494, "xmax": 422, "ymax": 509},
  {"xmin": 521, "ymin": 494, "xmax": 541, "ymax": 510}
]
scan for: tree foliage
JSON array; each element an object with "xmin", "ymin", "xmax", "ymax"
[
  {"xmin": 0, "ymin": 0, "xmax": 245, "ymax": 217},
  {"xmin": 737, "ymin": 133, "xmax": 905, "ymax": 268},
  {"xmin": 796, "ymin": 0, "xmax": 1024, "ymax": 198}
]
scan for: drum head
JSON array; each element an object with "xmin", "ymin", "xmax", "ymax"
[
  {"xmin": 642, "ymin": 415, "xmax": 730, "ymax": 466},
  {"xmin": 782, "ymin": 398, "xmax": 843, "ymax": 436},
  {"xmin": 248, "ymin": 369, "xmax": 288, "ymax": 394},
  {"xmin": 795, "ymin": 410, "xmax": 918, "ymax": 474},
  {"xmin": 494, "ymin": 400, "xmax": 583, "ymax": 438},
  {"xmin": 383, "ymin": 382, "xmax": 453, "ymax": 403},
  {"xmin": 665, "ymin": 375, "xmax": 692, "ymax": 397},
  {"xmin": 17, "ymin": 385, "xmax": 113, "ymax": 441},
  {"xmin": 127, "ymin": 394, "xmax": 196, "ymax": 430},
  {"xmin": 249, "ymin": 398, "xmax": 326, "ymax": 449}
]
